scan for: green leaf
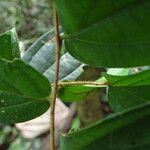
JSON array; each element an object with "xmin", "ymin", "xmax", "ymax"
[
  {"xmin": 104, "ymin": 70, "xmax": 150, "ymax": 111},
  {"xmin": 0, "ymin": 28, "xmax": 20, "ymax": 60},
  {"xmin": 58, "ymin": 69, "xmax": 129, "ymax": 102},
  {"xmin": 59, "ymin": 70, "xmax": 150, "ymax": 102},
  {"xmin": 60, "ymin": 102, "xmax": 150, "ymax": 150},
  {"xmin": 55, "ymin": 0, "xmax": 150, "ymax": 67},
  {"xmin": 22, "ymin": 31, "xmax": 84, "ymax": 82},
  {"xmin": 104, "ymin": 70, "xmax": 150, "ymax": 86},
  {"xmin": 0, "ymin": 59, "xmax": 51, "ymax": 123},
  {"xmin": 59, "ymin": 85, "xmax": 94, "ymax": 102},
  {"xmin": 108, "ymin": 86, "xmax": 150, "ymax": 112},
  {"xmin": 59, "ymin": 67, "xmax": 105, "ymax": 102},
  {"xmin": 84, "ymin": 115, "xmax": 150, "ymax": 150}
]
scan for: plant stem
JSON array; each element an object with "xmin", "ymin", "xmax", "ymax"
[
  {"xmin": 50, "ymin": 2, "xmax": 61, "ymax": 150},
  {"xmin": 51, "ymin": 81, "xmax": 109, "ymax": 87}
]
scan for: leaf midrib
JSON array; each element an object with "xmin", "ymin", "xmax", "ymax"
[
  {"xmin": 0, "ymin": 98, "xmax": 48, "ymax": 109},
  {"xmin": 0, "ymin": 89, "xmax": 49, "ymax": 107}
]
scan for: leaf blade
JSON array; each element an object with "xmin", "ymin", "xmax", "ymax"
[
  {"xmin": 56, "ymin": 0, "xmax": 150, "ymax": 67},
  {"xmin": 60, "ymin": 102, "xmax": 150, "ymax": 150},
  {"xmin": 22, "ymin": 31, "xmax": 84, "ymax": 82},
  {"xmin": 0, "ymin": 59, "xmax": 51, "ymax": 123},
  {"xmin": 0, "ymin": 28, "xmax": 20, "ymax": 60}
]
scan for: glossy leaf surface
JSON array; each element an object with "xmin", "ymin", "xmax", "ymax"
[
  {"xmin": 55, "ymin": 0, "xmax": 150, "ymax": 67},
  {"xmin": 60, "ymin": 102, "xmax": 150, "ymax": 150},
  {"xmin": 0, "ymin": 59, "xmax": 50, "ymax": 123},
  {"xmin": 0, "ymin": 28, "xmax": 20, "ymax": 60}
]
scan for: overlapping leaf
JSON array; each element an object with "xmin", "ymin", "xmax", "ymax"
[
  {"xmin": 0, "ymin": 59, "xmax": 50, "ymax": 123},
  {"xmin": 59, "ymin": 69, "xmax": 150, "ymax": 112},
  {"xmin": 59, "ymin": 85, "xmax": 93, "ymax": 102},
  {"xmin": 57, "ymin": 69, "xmax": 126, "ymax": 103},
  {"xmin": 0, "ymin": 29, "xmax": 51, "ymax": 123},
  {"xmin": 22, "ymin": 30, "xmax": 84, "ymax": 82},
  {"xmin": 60, "ymin": 102, "xmax": 150, "ymax": 150},
  {"xmin": 84, "ymin": 115, "xmax": 150, "ymax": 150},
  {"xmin": 0, "ymin": 28, "xmax": 83, "ymax": 123},
  {"xmin": 59, "ymin": 66, "xmax": 104, "ymax": 102},
  {"xmin": 55, "ymin": 0, "xmax": 150, "ymax": 67},
  {"xmin": 103, "ymin": 70, "xmax": 150, "ymax": 111},
  {"xmin": 104, "ymin": 70, "xmax": 150, "ymax": 86}
]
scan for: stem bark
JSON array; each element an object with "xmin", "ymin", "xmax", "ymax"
[{"xmin": 50, "ymin": 2, "xmax": 61, "ymax": 150}]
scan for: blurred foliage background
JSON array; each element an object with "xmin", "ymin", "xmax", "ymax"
[
  {"xmin": 0, "ymin": 0, "xmax": 52, "ymax": 44},
  {"xmin": 0, "ymin": 0, "xmax": 52, "ymax": 149}
]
